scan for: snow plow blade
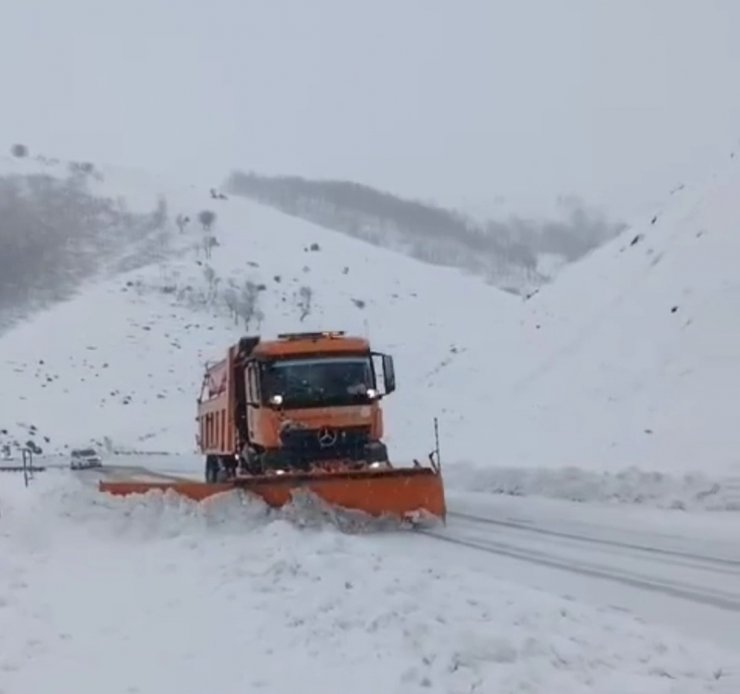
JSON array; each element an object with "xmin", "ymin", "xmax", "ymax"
[{"xmin": 98, "ymin": 466, "xmax": 446, "ymax": 523}]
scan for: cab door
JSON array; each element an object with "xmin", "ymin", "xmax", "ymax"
[{"xmin": 371, "ymin": 352, "xmax": 396, "ymax": 395}]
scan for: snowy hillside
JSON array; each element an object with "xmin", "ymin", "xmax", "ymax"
[
  {"xmin": 0, "ymin": 150, "xmax": 188, "ymax": 334},
  {"xmin": 0, "ymin": 158, "xmax": 518, "ymax": 464},
  {"xmin": 476, "ymin": 153, "xmax": 740, "ymax": 478},
  {"xmin": 2, "ymin": 150, "xmax": 740, "ymax": 508},
  {"xmin": 224, "ymin": 171, "xmax": 623, "ymax": 295}
]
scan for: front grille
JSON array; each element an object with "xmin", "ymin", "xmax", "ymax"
[{"xmin": 279, "ymin": 425, "xmax": 371, "ymax": 462}]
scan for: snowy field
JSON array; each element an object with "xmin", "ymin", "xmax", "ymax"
[{"xmin": 2, "ymin": 469, "xmax": 739, "ymax": 694}]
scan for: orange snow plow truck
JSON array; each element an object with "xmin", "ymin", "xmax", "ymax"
[{"xmin": 100, "ymin": 331, "xmax": 446, "ymax": 523}]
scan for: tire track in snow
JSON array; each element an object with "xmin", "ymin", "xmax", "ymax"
[
  {"xmin": 448, "ymin": 510, "xmax": 740, "ymax": 571},
  {"xmin": 76, "ymin": 464, "xmax": 192, "ymax": 483},
  {"xmin": 87, "ymin": 464, "xmax": 740, "ymax": 613},
  {"xmin": 421, "ymin": 513, "xmax": 740, "ymax": 612}
]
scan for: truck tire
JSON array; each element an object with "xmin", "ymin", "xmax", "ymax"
[
  {"xmin": 261, "ymin": 448, "xmax": 309, "ymax": 472},
  {"xmin": 239, "ymin": 446, "xmax": 262, "ymax": 475},
  {"xmin": 205, "ymin": 456, "xmax": 219, "ymax": 483},
  {"xmin": 364, "ymin": 441, "xmax": 389, "ymax": 464},
  {"xmin": 222, "ymin": 455, "xmax": 237, "ymax": 479}
]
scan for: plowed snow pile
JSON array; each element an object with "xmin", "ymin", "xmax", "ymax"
[{"xmin": 1, "ymin": 473, "xmax": 738, "ymax": 694}]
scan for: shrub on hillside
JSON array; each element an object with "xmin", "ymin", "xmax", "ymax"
[{"xmin": 10, "ymin": 143, "xmax": 29, "ymax": 158}]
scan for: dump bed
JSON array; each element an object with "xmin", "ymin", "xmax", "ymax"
[{"xmin": 196, "ymin": 347, "xmax": 239, "ymax": 456}]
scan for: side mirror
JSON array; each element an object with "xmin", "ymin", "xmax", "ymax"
[{"xmin": 382, "ymin": 354, "xmax": 396, "ymax": 394}]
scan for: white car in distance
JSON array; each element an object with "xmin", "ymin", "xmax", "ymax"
[{"xmin": 70, "ymin": 448, "xmax": 103, "ymax": 470}]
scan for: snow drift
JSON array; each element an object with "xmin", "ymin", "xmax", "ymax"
[
  {"xmin": 2, "ymin": 471, "xmax": 738, "ymax": 694},
  {"xmin": 445, "ymin": 462, "xmax": 740, "ymax": 512}
]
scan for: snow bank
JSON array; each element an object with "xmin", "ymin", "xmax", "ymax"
[
  {"xmin": 129, "ymin": 453, "xmax": 740, "ymax": 513},
  {"xmin": 446, "ymin": 462, "xmax": 740, "ymax": 511},
  {"xmin": 1, "ymin": 473, "xmax": 739, "ymax": 693}
]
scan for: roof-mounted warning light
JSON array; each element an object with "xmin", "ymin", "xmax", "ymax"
[{"xmin": 277, "ymin": 331, "xmax": 346, "ymax": 341}]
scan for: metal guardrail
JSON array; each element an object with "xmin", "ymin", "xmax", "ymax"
[
  {"xmin": 22, "ymin": 448, "xmax": 34, "ymax": 487},
  {"xmin": 0, "ymin": 448, "xmax": 46, "ymax": 484}
]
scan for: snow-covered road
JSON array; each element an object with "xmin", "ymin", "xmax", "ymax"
[
  {"xmin": 74, "ymin": 461, "xmax": 740, "ymax": 650},
  {"xmin": 437, "ymin": 511, "xmax": 740, "ymax": 613},
  {"xmin": 426, "ymin": 494, "xmax": 740, "ymax": 651},
  {"xmin": 2, "ymin": 464, "xmax": 739, "ymax": 693},
  {"xmin": 82, "ymin": 462, "xmax": 740, "ymax": 648}
]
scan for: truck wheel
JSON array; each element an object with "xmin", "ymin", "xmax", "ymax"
[
  {"xmin": 261, "ymin": 449, "xmax": 289, "ymax": 472},
  {"xmin": 221, "ymin": 455, "xmax": 237, "ymax": 479},
  {"xmin": 364, "ymin": 442, "xmax": 389, "ymax": 464},
  {"xmin": 243, "ymin": 448, "xmax": 264, "ymax": 475},
  {"xmin": 205, "ymin": 456, "xmax": 219, "ymax": 483}
]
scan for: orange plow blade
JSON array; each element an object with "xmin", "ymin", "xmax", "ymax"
[{"xmin": 98, "ymin": 466, "xmax": 446, "ymax": 524}]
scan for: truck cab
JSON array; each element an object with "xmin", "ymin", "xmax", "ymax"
[{"xmin": 197, "ymin": 331, "xmax": 397, "ymax": 479}]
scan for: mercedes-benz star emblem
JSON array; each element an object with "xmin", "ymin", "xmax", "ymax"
[{"xmin": 317, "ymin": 427, "xmax": 337, "ymax": 448}]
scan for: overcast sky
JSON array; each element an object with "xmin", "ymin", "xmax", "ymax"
[{"xmin": 2, "ymin": 0, "xmax": 739, "ymax": 220}]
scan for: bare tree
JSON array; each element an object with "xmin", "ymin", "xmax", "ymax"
[
  {"xmin": 198, "ymin": 209, "xmax": 216, "ymax": 231},
  {"xmin": 149, "ymin": 196, "xmax": 168, "ymax": 231},
  {"xmin": 203, "ymin": 264, "xmax": 220, "ymax": 302},
  {"xmin": 296, "ymin": 285, "xmax": 312, "ymax": 321},
  {"xmin": 202, "ymin": 234, "xmax": 218, "ymax": 259},
  {"xmin": 237, "ymin": 280, "xmax": 261, "ymax": 329},
  {"xmin": 10, "ymin": 143, "xmax": 28, "ymax": 158},
  {"xmin": 175, "ymin": 213, "xmax": 190, "ymax": 233},
  {"xmin": 222, "ymin": 286, "xmax": 239, "ymax": 324}
]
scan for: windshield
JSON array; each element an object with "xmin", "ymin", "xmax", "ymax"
[{"xmin": 262, "ymin": 356, "xmax": 375, "ymax": 408}]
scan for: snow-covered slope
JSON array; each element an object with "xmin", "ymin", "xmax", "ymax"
[
  {"xmin": 375, "ymin": 151, "xmax": 740, "ymax": 504},
  {"xmin": 0, "ymin": 151, "xmax": 197, "ymax": 335},
  {"xmin": 477, "ymin": 155, "xmax": 740, "ymax": 477},
  {"xmin": 2, "ymin": 150, "xmax": 740, "ymax": 505},
  {"xmin": 0, "ymin": 157, "xmax": 518, "ymax": 463}
]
